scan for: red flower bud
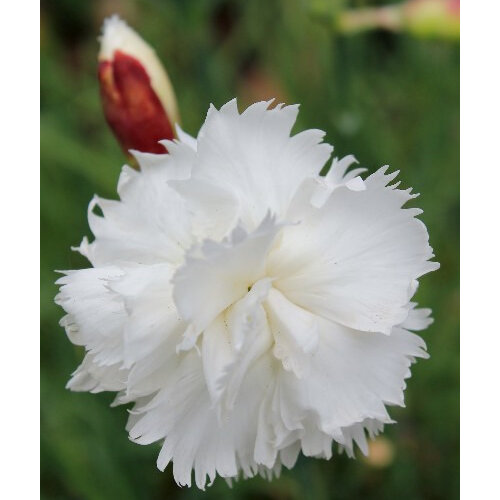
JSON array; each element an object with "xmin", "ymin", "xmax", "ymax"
[{"xmin": 98, "ymin": 16, "xmax": 179, "ymax": 155}]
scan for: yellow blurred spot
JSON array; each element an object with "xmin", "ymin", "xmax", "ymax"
[{"xmin": 363, "ymin": 436, "xmax": 395, "ymax": 468}]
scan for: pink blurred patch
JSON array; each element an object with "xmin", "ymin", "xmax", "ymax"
[{"xmin": 448, "ymin": 0, "xmax": 460, "ymax": 16}]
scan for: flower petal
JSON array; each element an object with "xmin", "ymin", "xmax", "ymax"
[
  {"xmin": 271, "ymin": 315, "xmax": 428, "ymax": 444},
  {"xmin": 55, "ymin": 267, "xmax": 126, "ymax": 366},
  {"xmin": 173, "ymin": 214, "xmax": 282, "ymax": 351},
  {"xmin": 269, "ymin": 167, "xmax": 439, "ymax": 334},
  {"xmin": 265, "ymin": 288, "xmax": 319, "ymax": 378},
  {"xmin": 129, "ymin": 350, "xmax": 275, "ymax": 489},
  {"xmin": 191, "ymin": 99, "xmax": 333, "ymax": 228},
  {"xmin": 79, "ymin": 144, "xmax": 194, "ymax": 267},
  {"xmin": 66, "ymin": 353, "xmax": 127, "ymax": 393}
]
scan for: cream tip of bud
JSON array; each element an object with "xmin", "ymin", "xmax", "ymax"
[
  {"xmin": 99, "ymin": 15, "xmax": 152, "ymax": 62},
  {"xmin": 98, "ymin": 14, "xmax": 180, "ymax": 126}
]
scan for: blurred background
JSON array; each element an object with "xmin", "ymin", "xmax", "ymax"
[{"xmin": 40, "ymin": 0, "xmax": 459, "ymax": 498}]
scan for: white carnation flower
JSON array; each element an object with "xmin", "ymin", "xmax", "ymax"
[{"xmin": 56, "ymin": 99, "xmax": 439, "ymax": 488}]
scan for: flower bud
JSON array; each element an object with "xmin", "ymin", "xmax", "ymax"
[
  {"xmin": 318, "ymin": 0, "xmax": 459, "ymax": 40},
  {"xmin": 98, "ymin": 15, "xmax": 179, "ymax": 155},
  {"xmin": 403, "ymin": 0, "xmax": 460, "ymax": 40}
]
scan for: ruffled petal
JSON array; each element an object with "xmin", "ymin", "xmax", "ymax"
[
  {"xmin": 269, "ymin": 167, "xmax": 439, "ymax": 334},
  {"xmin": 66, "ymin": 353, "xmax": 127, "ymax": 393},
  {"xmin": 107, "ymin": 263, "xmax": 183, "ymax": 368},
  {"xmin": 170, "ymin": 178, "xmax": 239, "ymax": 241},
  {"xmin": 191, "ymin": 99, "xmax": 333, "ymax": 228},
  {"xmin": 265, "ymin": 288, "xmax": 319, "ymax": 378},
  {"xmin": 79, "ymin": 143, "xmax": 194, "ymax": 267},
  {"xmin": 129, "ymin": 350, "xmax": 275, "ymax": 489},
  {"xmin": 266, "ymin": 313, "xmax": 429, "ymax": 454},
  {"xmin": 55, "ymin": 266, "xmax": 127, "ymax": 366},
  {"xmin": 175, "ymin": 124, "xmax": 198, "ymax": 151},
  {"xmin": 173, "ymin": 214, "xmax": 282, "ymax": 351}
]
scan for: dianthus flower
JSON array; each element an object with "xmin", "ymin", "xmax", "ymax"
[{"xmin": 56, "ymin": 100, "xmax": 438, "ymax": 488}]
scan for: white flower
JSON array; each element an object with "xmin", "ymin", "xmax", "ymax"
[{"xmin": 56, "ymin": 99, "xmax": 439, "ymax": 489}]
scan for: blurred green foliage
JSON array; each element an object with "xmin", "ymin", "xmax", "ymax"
[{"xmin": 41, "ymin": 0, "xmax": 459, "ymax": 498}]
